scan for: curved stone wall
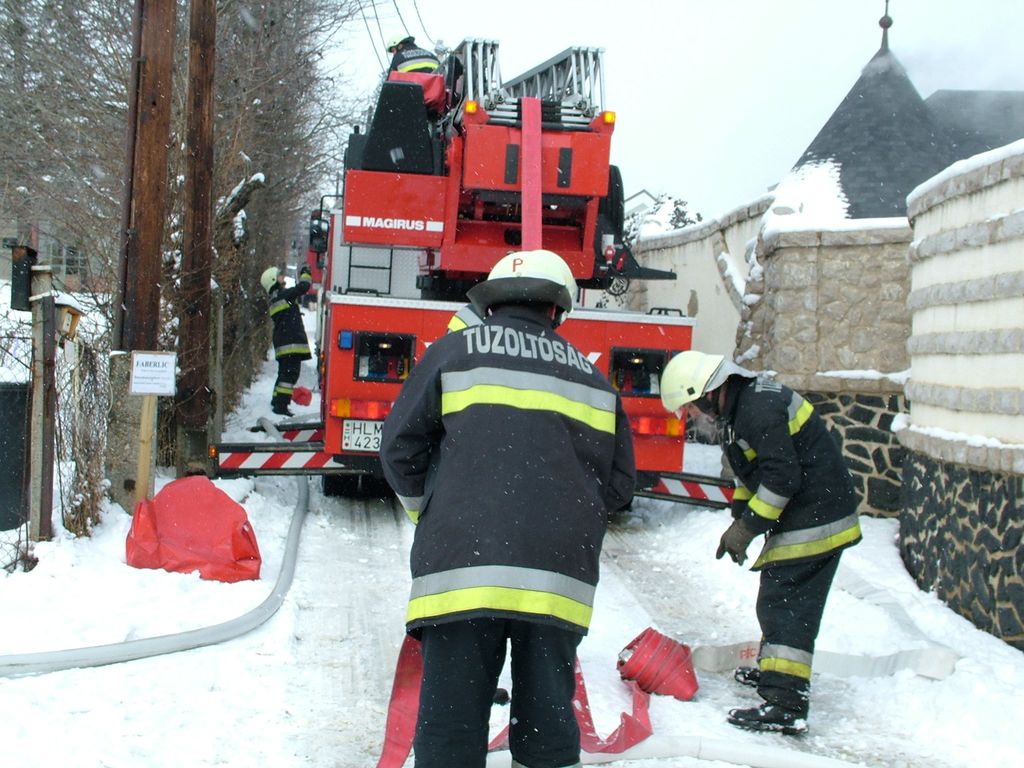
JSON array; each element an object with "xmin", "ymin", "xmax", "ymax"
[
  {"xmin": 901, "ymin": 142, "xmax": 1024, "ymax": 458},
  {"xmin": 630, "ymin": 196, "xmax": 770, "ymax": 356},
  {"xmin": 899, "ymin": 139, "xmax": 1024, "ymax": 649},
  {"xmin": 751, "ymin": 224, "xmax": 913, "ymax": 518},
  {"xmin": 900, "ymin": 451, "xmax": 1024, "ymax": 651}
]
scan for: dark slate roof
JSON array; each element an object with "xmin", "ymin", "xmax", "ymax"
[
  {"xmin": 793, "ymin": 41, "xmax": 959, "ymax": 219},
  {"xmin": 925, "ymin": 90, "xmax": 1024, "ymax": 159}
]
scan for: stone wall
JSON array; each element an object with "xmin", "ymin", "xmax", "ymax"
[
  {"xmin": 807, "ymin": 391, "xmax": 907, "ymax": 515},
  {"xmin": 897, "ymin": 140, "xmax": 1024, "ymax": 649},
  {"xmin": 630, "ymin": 196, "xmax": 771, "ymax": 356},
  {"xmin": 751, "ymin": 223, "xmax": 913, "ymax": 391},
  {"xmin": 900, "ymin": 451, "xmax": 1024, "ymax": 651},
  {"xmin": 749, "ymin": 222, "xmax": 913, "ymax": 517},
  {"xmin": 633, "ymin": 208, "xmax": 914, "ymax": 516}
]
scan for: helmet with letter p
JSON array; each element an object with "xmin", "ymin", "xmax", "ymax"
[
  {"xmin": 660, "ymin": 351, "xmax": 753, "ymax": 416},
  {"xmin": 466, "ymin": 249, "xmax": 576, "ymax": 327}
]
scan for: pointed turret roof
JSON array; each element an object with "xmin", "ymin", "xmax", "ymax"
[{"xmin": 791, "ymin": 11, "xmax": 958, "ymax": 219}]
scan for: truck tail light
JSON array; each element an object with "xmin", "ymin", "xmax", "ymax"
[
  {"xmin": 629, "ymin": 415, "xmax": 683, "ymax": 436},
  {"xmin": 610, "ymin": 348, "xmax": 668, "ymax": 397},
  {"xmin": 331, "ymin": 399, "xmax": 393, "ymax": 419}
]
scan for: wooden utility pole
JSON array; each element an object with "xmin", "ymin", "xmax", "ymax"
[
  {"xmin": 107, "ymin": 0, "xmax": 176, "ymax": 513},
  {"xmin": 177, "ymin": 0, "xmax": 217, "ymax": 472},
  {"xmin": 28, "ymin": 267, "xmax": 55, "ymax": 541},
  {"xmin": 114, "ymin": 0, "xmax": 176, "ymax": 353}
]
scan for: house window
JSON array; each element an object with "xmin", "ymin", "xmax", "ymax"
[{"xmin": 64, "ymin": 246, "xmax": 87, "ymax": 276}]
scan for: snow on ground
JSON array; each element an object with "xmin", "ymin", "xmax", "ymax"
[{"xmin": 2, "ymin": 309, "xmax": 1023, "ymax": 767}]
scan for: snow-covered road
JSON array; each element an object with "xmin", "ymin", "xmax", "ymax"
[{"xmin": 3, "ymin": 326, "xmax": 1022, "ymax": 767}]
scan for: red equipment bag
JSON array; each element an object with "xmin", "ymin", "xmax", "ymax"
[
  {"xmin": 125, "ymin": 476, "xmax": 262, "ymax": 583},
  {"xmin": 292, "ymin": 385, "xmax": 313, "ymax": 406},
  {"xmin": 387, "ymin": 71, "xmax": 448, "ymax": 115}
]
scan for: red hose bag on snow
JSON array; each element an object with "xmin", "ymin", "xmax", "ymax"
[{"xmin": 126, "ymin": 476, "xmax": 261, "ymax": 583}]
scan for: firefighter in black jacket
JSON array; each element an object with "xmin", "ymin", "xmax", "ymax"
[
  {"xmin": 381, "ymin": 249, "xmax": 636, "ymax": 768},
  {"xmin": 386, "ymin": 35, "xmax": 440, "ymax": 74},
  {"xmin": 260, "ymin": 265, "xmax": 312, "ymax": 417},
  {"xmin": 661, "ymin": 351, "xmax": 861, "ymax": 736}
]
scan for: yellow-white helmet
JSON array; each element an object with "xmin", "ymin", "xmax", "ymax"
[
  {"xmin": 466, "ymin": 249, "xmax": 576, "ymax": 325},
  {"xmin": 387, "ymin": 34, "xmax": 413, "ymax": 52},
  {"xmin": 660, "ymin": 351, "xmax": 753, "ymax": 415},
  {"xmin": 260, "ymin": 266, "xmax": 279, "ymax": 293}
]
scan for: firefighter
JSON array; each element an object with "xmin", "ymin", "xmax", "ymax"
[
  {"xmin": 386, "ymin": 34, "xmax": 440, "ymax": 74},
  {"xmin": 660, "ymin": 351, "xmax": 862, "ymax": 736},
  {"xmin": 260, "ymin": 265, "xmax": 312, "ymax": 417},
  {"xmin": 381, "ymin": 249, "xmax": 636, "ymax": 768}
]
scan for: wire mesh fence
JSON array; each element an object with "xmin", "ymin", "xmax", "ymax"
[
  {"xmin": 0, "ymin": 288, "xmax": 110, "ymax": 571},
  {"xmin": 54, "ymin": 335, "xmax": 110, "ymax": 537}
]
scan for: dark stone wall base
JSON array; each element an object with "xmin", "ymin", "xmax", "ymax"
[
  {"xmin": 900, "ymin": 450, "xmax": 1024, "ymax": 652},
  {"xmin": 806, "ymin": 392, "xmax": 906, "ymax": 517}
]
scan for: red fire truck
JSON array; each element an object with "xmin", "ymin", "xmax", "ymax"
[{"xmin": 214, "ymin": 40, "xmax": 733, "ymax": 509}]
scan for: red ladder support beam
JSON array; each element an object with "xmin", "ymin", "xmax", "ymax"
[{"xmin": 520, "ymin": 97, "xmax": 542, "ymax": 250}]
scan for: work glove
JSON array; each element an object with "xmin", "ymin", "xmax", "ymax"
[{"xmin": 716, "ymin": 519, "xmax": 757, "ymax": 566}]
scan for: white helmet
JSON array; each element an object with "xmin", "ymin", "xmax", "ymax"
[
  {"xmin": 466, "ymin": 249, "xmax": 576, "ymax": 325},
  {"xmin": 660, "ymin": 351, "xmax": 754, "ymax": 415},
  {"xmin": 260, "ymin": 267, "xmax": 279, "ymax": 293},
  {"xmin": 387, "ymin": 34, "xmax": 413, "ymax": 52}
]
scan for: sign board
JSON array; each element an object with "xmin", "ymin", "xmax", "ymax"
[{"xmin": 129, "ymin": 351, "xmax": 177, "ymax": 396}]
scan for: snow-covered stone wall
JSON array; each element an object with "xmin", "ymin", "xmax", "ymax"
[
  {"xmin": 899, "ymin": 139, "xmax": 1024, "ymax": 651},
  {"xmin": 748, "ymin": 220, "xmax": 913, "ymax": 517},
  {"xmin": 753, "ymin": 222, "xmax": 913, "ymax": 391},
  {"xmin": 629, "ymin": 196, "xmax": 771, "ymax": 356},
  {"xmin": 632, "ymin": 196, "xmax": 914, "ymax": 517},
  {"xmin": 899, "ymin": 140, "xmax": 1024, "ymax": 468}
]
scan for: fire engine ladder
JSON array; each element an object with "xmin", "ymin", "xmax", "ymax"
[
  {"xmin": 345, "ymin": 246, "xmax": 394, "ymax": 295},
  {"xmin": 453, "ymin": 38, "xmax": 504, "ymax": 107},
  {"xmin": 503, "ymin": 46, "xmax": 606, "ymax": 124},
  {"xmin": 452, "ymin": 40, "xmax": 605, "ymax": 129}
]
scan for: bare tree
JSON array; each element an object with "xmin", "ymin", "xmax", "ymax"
[{"xmin": 1, "ymin": 0, "xmax": 368, "ymax": 520}]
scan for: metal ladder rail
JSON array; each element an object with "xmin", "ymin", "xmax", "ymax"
[
  {"xmin": 503, "ymin": 46, "xmax": 606, "ymax": 115},
  {"xmin": 455, "ymin": 38, "xmax": 503, "ymax": 106}
]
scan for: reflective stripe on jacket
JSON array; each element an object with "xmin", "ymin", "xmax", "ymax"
[
  {"xmin": 446, "ymin": 303, "xmax": 485, "ymax": 333},
  {"xmin": 389, "ymin": 46, "xmax": 440, "ymax": 73},
  {"xmin": 722, "ymin": 374, "xmax": 860, "ymax": 570},
  {"xmin": 381, "ymin": 305, "xmax": 636, "ymax": 634}
]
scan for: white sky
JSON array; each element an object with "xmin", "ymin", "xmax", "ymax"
[{"xmin": 329, "ymin": 0, "xmax": 1024, "ymax": 218}]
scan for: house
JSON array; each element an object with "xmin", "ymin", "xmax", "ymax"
[{"xmin": 623, "ymin": 189, "xmax": 658, "ymax": 219}]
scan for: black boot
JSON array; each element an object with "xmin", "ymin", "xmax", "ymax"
[
  {"xmin": 727, "ymin": 702, "xmax": 808, "ymax": 735},
  {"xmin": 734, "ymin": 666, "xmax": 760, "ymax": 688},
  {"xmin": 271, "ymin": 403, "xmax": 294, "ymax": 417}
]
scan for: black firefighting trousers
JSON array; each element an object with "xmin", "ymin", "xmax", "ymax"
[
  {"xmin": 271, "ymin": 355, "xmax": 302, "ymax": 410},
  {"xmin": 755, "ymin": 552, "xmax": 842, "ymax": 715},
  {"xmin": 413, "ymin": 618, "xmax": 583, "ymax": 768}
]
